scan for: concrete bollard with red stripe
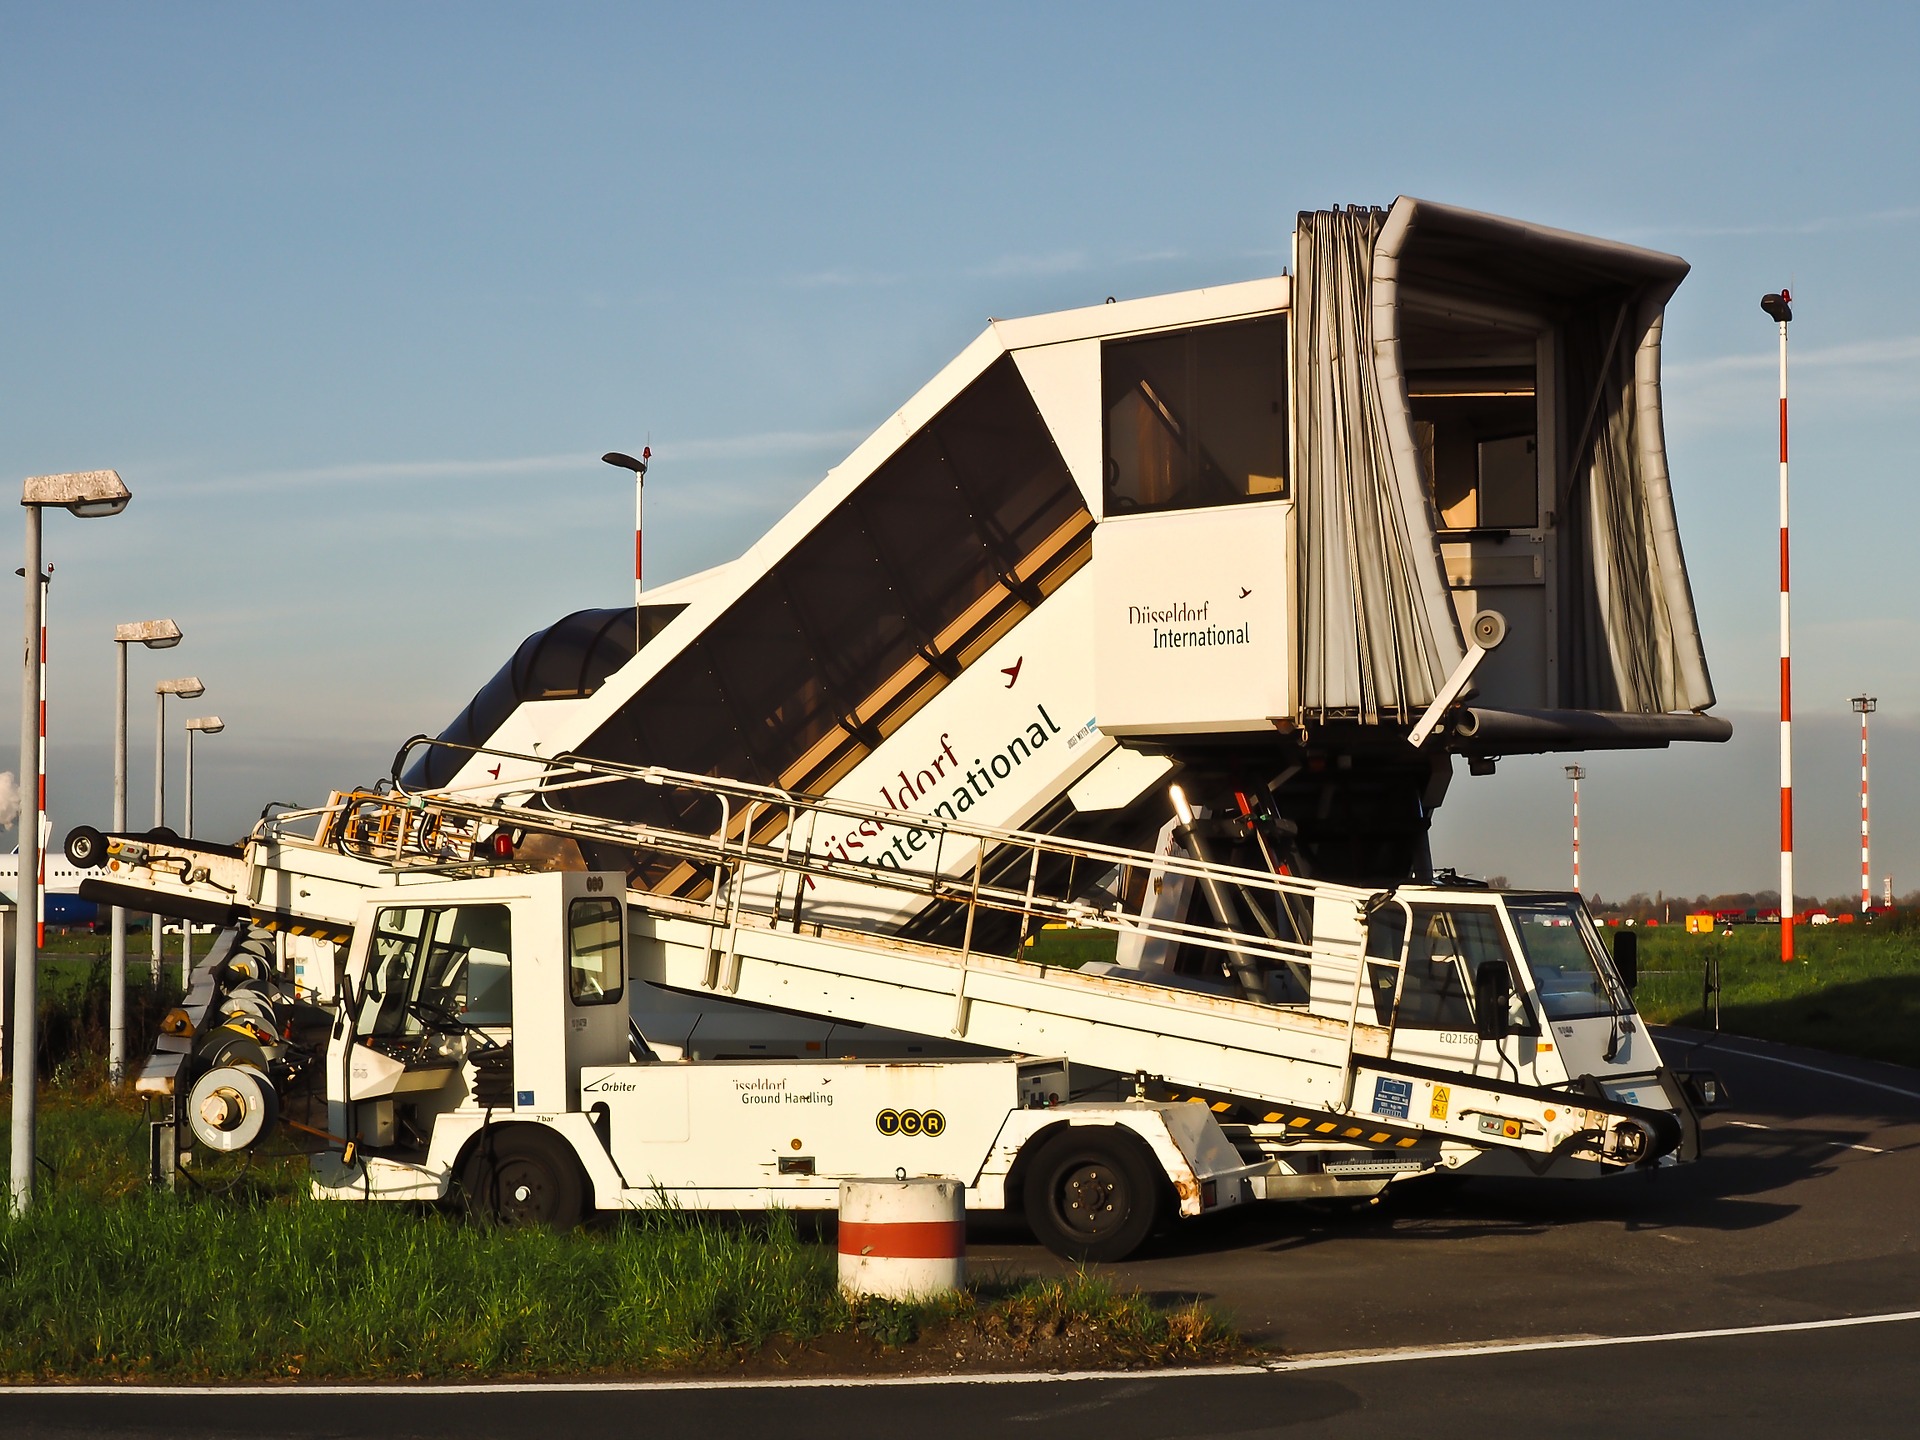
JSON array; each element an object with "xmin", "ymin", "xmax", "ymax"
[{"xmin": 837, "ymin": 1178, "xmax": 966, "ymax": 1300}]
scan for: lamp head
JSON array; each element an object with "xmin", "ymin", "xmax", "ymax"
[
  {"xmin": 116, "ymin": 618, "xmax": 183, "ymax": 650},
  {"xmin": 185, "ymin": 716, "xmax": 224, "ymax": 735},
  {"xmin": 22, "ymin": 469, "xmax": 131, "ymax": 517},
  {"xmin": 602, "ymin": 450, "xmax": 648, "ymax": 476},
  {"xmin": 1760, "ymin": 291, "xmax": 1793, "ymax": 324},
  {"xmin": 157, "ymin": 676, "xmax": 205, "ymax": 699}
]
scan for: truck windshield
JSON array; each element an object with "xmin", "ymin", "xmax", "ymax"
[
  {"xmin": 1506, "ymin": 899, "xmax": 1624, "ymax": 1021},
  {"xmin": 359, "ymin": 903, "xmax": 513, "ymax": 1037}
]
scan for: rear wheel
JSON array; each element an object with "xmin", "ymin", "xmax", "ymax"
[
  {"xmin": 1022, "ymin": 1128, "xmax": 1163, "ymax": 1262},
  {"xmin": 461, "ymin": 1127, "xmax": 586, "ymax": 1229}
]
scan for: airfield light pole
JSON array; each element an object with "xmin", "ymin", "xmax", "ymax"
[
  {"xmin": 108, "ymin": 621, "xmax": 182, "ymax": 1084},
  {"xmin": 1762, "ymin": 289, "xmax": 1795, "ymax": 961},
  {"xmin": 1565, "ymin": 765, "xmax": 1585, "ymax": 895},
  {"xmin": 601, "ymin": 449, "xmax": 650, "ymax": 649},
  {"xmin": 1853, "ymin": 694, "xmax": 1876, "ymax": 914},
  {"xmin": 152, "ymin": 677, "xmax": 204, "ymax": 984},
  {"xmin": 12, "ymin": 470, "xmax": 131, "ymax": 1214},
  {"xmin": 181, "ymin": 715, "xmax": 224, "ymax": 987}
]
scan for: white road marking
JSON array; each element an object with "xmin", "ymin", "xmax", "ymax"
[
  {"xmin": 1260, "ymin": 1308, "xmax": 1920, "ymax": 1372},
  {"xmin": 4, "ymin": 1311, "xmax": 1919, "ymax": 1395},
  {"xmin": 1721, "ymin": 1118, "xmax": 1884, "ymax": 1152},
  {"xmin": 1701, "ymin": 1042, "xmax": 1920, "ymax": 1102}
]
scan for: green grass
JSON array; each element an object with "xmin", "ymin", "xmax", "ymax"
[
  {"xmin": 0, "ymin": 1087, "xmax": 1233, "ymax": 1380},
  {"xmin": 1630, "ymin": 922, "xmax": 1920, "ymax": 1068}
]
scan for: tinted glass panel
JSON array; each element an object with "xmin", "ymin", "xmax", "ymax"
[
  {"xmin": 571, "ymin": 355, "xmax": 1090, "ymax": 870},
  {"xmin": 405, "ymin": 605, "xmax": 684, "ymax": 787},
  {"xmin": 568, "ymin": 897, "xmax": 624, "ymax": 1006},
  {"xmin": 1509, "ymin": 899, "xmax": 1621, "ymax": 1020},
  {"xmin": 360, "ymin": 904, "xmax": 513, "ymax": 1036},
  {"xmin": 1103, "ymin": 317, "xmax": 1288, "ymax": 515}
]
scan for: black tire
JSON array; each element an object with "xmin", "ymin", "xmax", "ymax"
[
  {"xmin": 1021, "ymin": 1127, "xmax": 1163, "ymax": 1262},
  {"xmin": 65, "ymin": 825, "xmax": 107, "ymax": 868},
  {"xmin": 461, "ymin": 1127, "xmax": 586, "ymax": 1229}
]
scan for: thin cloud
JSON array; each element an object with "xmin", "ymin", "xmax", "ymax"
[
  {"xmin": 160, "ymin": 430, "xmax": 866, "ymax": 497},
  {"xmin": 966, "ymin": 250, "xmax": 1088, "ymax": 280},
  {"xmin": 784, "ymin": 267, "xmax": 904, "ymax": 289},
  {"xmin": 1626, "ymin": 204, "xmax": 1920, "ymax": 241},
  {"xmin": 1665, "ymin": 334, "xmax": 1920, "ymax": 380}
]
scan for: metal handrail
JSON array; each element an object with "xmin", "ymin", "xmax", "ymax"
[{"xmin": 380, "ymin": 735, "xmax": 1388, "ymax": 998}]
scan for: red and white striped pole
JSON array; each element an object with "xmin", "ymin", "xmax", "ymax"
[
  {"xmin": 1762, "ymin": 290, "xmax": 1794, "ymax": 960},
  {"xmin": 1565, "ymin": 764, "xmax": 1584, "ymax": 895},
  {"xmin": 34, "ymin": 565, "xmax": 49, "ymax": 948},
  {"xmin": 1854, "ymin": 694, "xmax": 1876, "ymax": 913}
]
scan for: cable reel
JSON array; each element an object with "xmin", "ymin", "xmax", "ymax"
[{"xmin": 185, "ymin": 1064, "xmax": 280, "ymax": 1153}]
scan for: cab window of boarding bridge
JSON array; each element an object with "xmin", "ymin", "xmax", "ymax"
[{"xmin": 1102, "ymin": 316, "xmax": 1288, "ymax": 515}]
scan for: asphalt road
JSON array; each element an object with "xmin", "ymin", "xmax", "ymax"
[
  {"xmin": 968, "ymin": 1026, "xmax": 1920, "ymax": 1351},
  {"xmin": 6, "ymin": 1028, "xmax": 1918, "ymax": 1437}
]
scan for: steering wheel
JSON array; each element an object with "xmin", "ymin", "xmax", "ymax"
[
  {"xmin": 406, "ymin": 995, "xmax": 503, "ymax": 1051},
  {"xmin": 405, "ymin": 995, "xmax": 467, "ymax": 1032}
]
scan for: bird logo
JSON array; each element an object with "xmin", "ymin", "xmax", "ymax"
[
  {"xmin": 1238, "ymin": 587, "xmax": 1252, "ymax": 599},
  {"xmin": 1001, "ymin": 657, "xmax": 1024, "ymax": 688}
]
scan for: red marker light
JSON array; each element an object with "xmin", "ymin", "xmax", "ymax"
[{"xmin": 474, "ymin": 831, "xmax": 516, "ymax": 861}]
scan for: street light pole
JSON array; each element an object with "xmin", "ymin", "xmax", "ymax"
[
  {"xmin": 109, "ymin": 620, "xmax": 181, "ymax": 1084},
  {"xmin": 602, "ymin": 449, "xmax": 650, "ymax": 650},
  {"xmin": 1853, "ymin": 694, "xmax": 1876, "ymax": 915},
  {"xmin": 1565, "ymin": 764, "xmax": 1585, "ymax": 895},
  {"xmin": 152, "ymin": 683, "xmax": 203, "ymax": 990},
  {"xmin": 152, "ymin": 676, "xmax": 203, "ymax": 986},
  {"xmin": 12, "ymin": 469, "xmax": 131, "ymax": 1213},
  {"xmin": 183, "ymin": 715, "xmax": 223, "ymax": 988},
  {"xmin": 1762, "ymin": 289, "xmax": 1794, "ymax": 961}
]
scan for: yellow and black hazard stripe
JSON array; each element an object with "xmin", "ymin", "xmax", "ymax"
[
  {"xmin": 1147, "ymin": 1081, "xmax": 1428, "ymax": 1150},
  {"xmin": 246, "ymin": 908, "xmax": 354, "ymax": 946}
]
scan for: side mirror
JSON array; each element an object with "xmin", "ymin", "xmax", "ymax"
[
  {"xmin": 1612, "ymin": 930, "xmax": 1639, "ymax": 993},
  {"xmin": 1473, "ymin": 959, "xmax": 1512, "ymax": 1041}
]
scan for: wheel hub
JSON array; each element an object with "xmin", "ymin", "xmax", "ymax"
[{"xmin": 1060, "ymin": 1163, "xmax": 1121, "ymax": 1235}]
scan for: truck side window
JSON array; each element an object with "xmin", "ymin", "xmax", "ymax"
[
  {"xmin": 1395, "ymin": 905, "xmax": 1478, "ymax": 1030},
  {"xmin": 1364, "ymin": 905, "xmax": 1407, "ymax": 1025},
  {"xmin": 1395, "ymin": 904, "xmax": 1533, "ymax": 1034},
  {"xmin": 568, "ymin": 897, "xmax": 624, "ymax": 1006}
]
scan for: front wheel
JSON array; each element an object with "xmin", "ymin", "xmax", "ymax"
[
  {"xmin": 1022, "ymin": 1127, "xmax": 1163, "ymax": 1262},
  {"xmin": 461, "ymin": 1127, "xmax": 586, "ymax": 1229}
]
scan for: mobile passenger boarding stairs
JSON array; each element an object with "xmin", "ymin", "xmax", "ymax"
[
  {"xmin": 75, "ymin": 741, "xmax": 1706, "ymax": 1257},
  {"xmin": 396, "ymin": 742, "xmax": 1702, "ymax": 1186}
]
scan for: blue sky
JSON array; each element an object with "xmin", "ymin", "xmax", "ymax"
[{"xmin": 2, "ymin": 2, "xmax": 1917, "ymax": 901}]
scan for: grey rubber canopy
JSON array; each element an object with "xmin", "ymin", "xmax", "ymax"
[{"xmin": 1291, "ymin": 196, "xmax": 1715, "ymax": 725}]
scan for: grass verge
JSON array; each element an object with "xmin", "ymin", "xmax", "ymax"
[
  {"xmin": 0, "ymin": 1087, "xmax": 1236, "ymax": 1381},
  {"xmin": 1630, "ymin": 923, "xmax": 1920, "ymax": 1069}
]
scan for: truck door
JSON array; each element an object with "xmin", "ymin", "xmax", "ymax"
[
  {"xmin": 562, "ymin": 884, "xmax": 629, "ymax": 1095},
  {"xmin": 332, "ymin": 900, "xmax": 514, "ymax": 1151},
  {"xmin": 1373, "ymin": 901, "xmax": 1534, "ymax": 1076}
]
